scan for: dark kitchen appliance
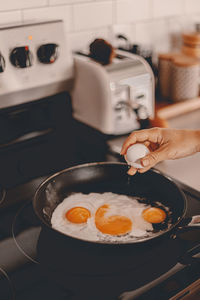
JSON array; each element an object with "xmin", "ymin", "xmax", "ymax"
[
  {"xmin": 0, "ymin": 21, "xmax": 108, "ymax": 191},
  {"xmin": 0, "ymin": 170, "xmax": 199, "ymax": 300},
  {"xmin": 0, "ymin": 20, "xmax": 77, "ymax": 189},
  {"xmin": 0, "ymin": 19, "xmax": 114, "ymax": 300},
  {"xmin": 0, "ymin": 92, "xmax": 80, "ymax": 189}
]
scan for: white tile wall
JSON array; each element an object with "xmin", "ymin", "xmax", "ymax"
[
  {"xmin": 69, "ymin": 27, "xmax": 110, "ymax": 51},
  {"xmin": 73, "ymin": 2, "xmax": 113, "ymax": 31},
  {"xmin": 185, "ymin": 0, "xmax": 200, "ymax": 14},
  {"xmin": 110, "ymin": 24, "xmax": 135, "ymax": 47},
  {"xmin": 116, "ymin": 0, "xmax": 151, "ymax": 24},
  {"xmin": 49, "ymin": 0, "xmax": 89, "ymax": 5},
  {"xmin": 151, "ymin": 19, "xmax": 171, "ymax": 53},
  {"xmin": 0, "ymin": 0, "xmax": 47, "ymax": 11},
  {"xmin": 153, "ymin": 0, "xmax": 184, "ymax": 18},
  {"xmin": 22, "ymin": 5, "xmax": 72, "ymax": 32},
  {"xmin": 0, "ymin": 0, "xmax": 200, "ymax": 53},
  {"xmin": 135, "ymin": 21, "xmax": 154, "ymax": 45},
  {"xmin": 0, "ymin": 10, "xmax": 21, "ymax": 24}
]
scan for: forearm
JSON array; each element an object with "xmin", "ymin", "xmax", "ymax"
[
  {"xmin": 159, "ymin": 129, "xmax": 200, "ymax": 160},
  {"xmin": 193, "ymin": 130, "xmax": 200, "ymax": 153}
]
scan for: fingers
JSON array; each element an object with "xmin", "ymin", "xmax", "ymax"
[
  {"xmin": 144, "ymin": 141, "xmax": 150, "ymax": 148},
  {"xmin": 126, "ymin": 145, "xmax": 167, "ymax": 176},
  {"xmin": 127, "ymin": 166, "xmax": 137, "ymax": 176},
  {"xmin": 120, "ymin": 132, "xmax": 137, "ymax": 155},
  {"xmin": 121, "ymin": 128, "xmax": 167, "ymax": 176},
  {"xmin": 138, "ymin": 145, "xmax": 168, "ymax": 172},
  {"xmin": 120, "ymin": 128, "xmax": 162, "ymax": 155}
]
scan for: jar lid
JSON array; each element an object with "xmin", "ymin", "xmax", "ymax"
[
  {"xmin": 172, "ymin": 54, "xmax": 199, "ymax": 67},
  {"xmin": 182, "ymin": 32, "xmax": 200, "ymax": 45},
  {"xmin": 182, "ymin": 45, "xmax": 200, "ymax": 58}
]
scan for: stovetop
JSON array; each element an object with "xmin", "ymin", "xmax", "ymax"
[{"xmin": 0, "ymin": 174, "xmax": 200, "ymax": 300}]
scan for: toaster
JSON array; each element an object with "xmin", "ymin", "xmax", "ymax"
[{"xmin": 71, "ymin": 50, "xmax": 155, "ymax": 135}]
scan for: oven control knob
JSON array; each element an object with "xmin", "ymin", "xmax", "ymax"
[
  {"xmin": 0, "ymin": 53, "xmax": 5, "ymax": 72},
  {"xmin": 10, "ymin": 46, "xmax": 32, "ymax": 68},
  {"xmin": 37, "ymin": 43, "xmax": 58, "ymax": 64}
]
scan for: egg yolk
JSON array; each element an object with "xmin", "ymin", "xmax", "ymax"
[
  {"xmin": 95, "ymin": 204, "xmax": 132, "ymax": 235},
  {"xmin": 142, "ymin": 207, "xmax": 166, "ymax": 224},
  {"xmin": 65, "ymin": 207, "xmax": 91, "ymax": 224}
]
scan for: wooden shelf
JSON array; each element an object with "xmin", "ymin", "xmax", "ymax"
[{"xmin": 156, "ymin": 97, "xmax": 200, "ymax": 120}]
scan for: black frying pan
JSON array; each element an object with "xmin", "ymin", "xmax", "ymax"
[
  {"xmin": 33, "ymin": 162, "xmax": 200, "ymax": 277},
  {"xmin": 33, "ymin": 162, "xmax": 197, "ymax": 245}
]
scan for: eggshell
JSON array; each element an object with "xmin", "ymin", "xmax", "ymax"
[{"xmin": 125, "ymin": 143, "xmax": 150, "ymax": 168}]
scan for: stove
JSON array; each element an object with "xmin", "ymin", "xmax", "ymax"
[
  {"xmin": 0, "ymin": 20, "xmax": 72, "ymax": 109},
  {"xmin": 0, "ymin": 172, "xmax": 199, "ymax": 300}
]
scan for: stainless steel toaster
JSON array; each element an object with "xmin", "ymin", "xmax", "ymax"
[{"xmin": 72, "ymin": 50, "xmax": 155, "ymax": 135}]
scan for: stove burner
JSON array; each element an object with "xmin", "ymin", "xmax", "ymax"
[
  {"xmin": 0, "ymin": 187, "xmax": 6, "ymax": 205},
  {"xmin": 0, "ymin": 266, "xmax": 15, "ymax": 300},
  {"xmin": 0, "ymin": 165, "xmax": 198, "ymax": 300},
  {"xmin": 12, "ymin": 201, "xmax": 41, "ymax": 264},
  {"xmin": 12, "ymin": 200, "xmax": 195, "ymax": 300}
]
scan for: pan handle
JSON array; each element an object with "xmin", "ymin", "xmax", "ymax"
[
  {"xmin": 177, "ymin": 215, "xmax": 200, "ymax": 228},
  {"xmin": 175, "ymin": 215, "xmax": 200, "ymax": 265},
  {"xmin": 179, "ymin": 244, "xmax": 200, "ymax": 265},
  {"xmin": 187, "ymin": 215, "xmax": 200, "ymax": 227}
]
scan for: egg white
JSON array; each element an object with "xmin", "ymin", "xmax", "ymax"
[{"xmin": 51, "ymin": 192, "xmax": 154, "ymax": 243}]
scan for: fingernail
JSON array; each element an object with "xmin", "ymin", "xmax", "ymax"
[
  {"xmin": 127, "ymin": 168, "xmax": 137, "ymax": 176},
  {"xmin": 127, "ymin": 169, "xmax": 132, "ymax": 175},
  {"xmin": 142, "ymin": 159, "xmax": 149, "ymax": 167}
]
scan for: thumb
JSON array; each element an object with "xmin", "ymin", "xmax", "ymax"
[{"xmin": 140, "ymin": 145, "xmax": 168, "ymax": 169}]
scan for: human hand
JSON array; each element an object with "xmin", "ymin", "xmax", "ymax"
[{"xmin": 121, "ymin": 127, "xmax": 200, "ymax": 175}]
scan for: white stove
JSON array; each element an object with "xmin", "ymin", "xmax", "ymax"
[{"xmin": 0, "ymin": 20, "xmax": 73, "ymax": 109}]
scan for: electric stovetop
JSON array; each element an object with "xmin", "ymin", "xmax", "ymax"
[{"xmin": 0, "ymin": 173, "xmax": 200, "ymax": 300}]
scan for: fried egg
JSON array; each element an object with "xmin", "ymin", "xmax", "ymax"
[
  {"xmin": 51, "ymin": 192, "xmax": 167, "ymax": 243},
  {"xmin": 142, "ymin": 207, "xmax": 166, "ymax": 224}
]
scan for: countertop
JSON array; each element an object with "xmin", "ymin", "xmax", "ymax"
[
  {"xmin": 107, "ymin": 108, "xmax": 200, "ymax": 192},
  {"xmin": 156, "ymin": 109, "xmax": 200, "ymax": 191}
]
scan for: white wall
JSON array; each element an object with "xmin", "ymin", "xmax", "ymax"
[{"xmin": 1, "ymin": 0, "xmax": 200, "ymax": 55}]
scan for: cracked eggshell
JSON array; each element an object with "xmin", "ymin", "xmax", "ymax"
[{"xmin": 125, "ymin": 143, "xmax": 150, "ymax": 169}]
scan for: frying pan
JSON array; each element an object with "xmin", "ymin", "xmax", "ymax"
[
  {"xmin": 33, "ymin": 162, "xmax": 200, "ymax": 276},
  {"xmin": 33, "ymin": 162, "xmax": 200, "ymax": 245}
]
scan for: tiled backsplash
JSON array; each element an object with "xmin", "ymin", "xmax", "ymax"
[{"xmin": 1, "ymin": 0, "xmax": 200, "ymax": 56}]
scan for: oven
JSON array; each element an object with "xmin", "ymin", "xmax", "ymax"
[{"xmin": 0, "ymin": 92, "xmax": 80, "ymax": 188}]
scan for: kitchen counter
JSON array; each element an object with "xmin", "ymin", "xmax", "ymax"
[
  {"xmin": 107, "ymin": 108, "xmax": 200, "ymax": 191},
  {"xmin": 156, "ymin": 109, "xmax": 200, "ymax": 191}
]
